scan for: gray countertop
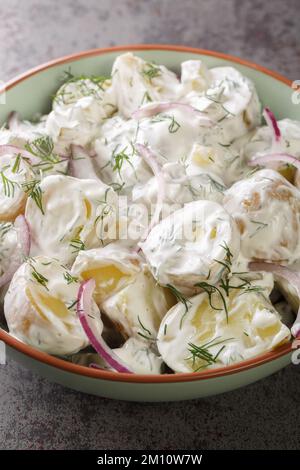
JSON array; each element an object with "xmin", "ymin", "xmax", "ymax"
[{"xmin": 0, "ymin": 0, "xmax": 299, "ymax": 450}]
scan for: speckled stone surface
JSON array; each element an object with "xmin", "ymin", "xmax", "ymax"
[{"xmin": 0, "ymin": 0, "xmax": 299, "ymax": 450}]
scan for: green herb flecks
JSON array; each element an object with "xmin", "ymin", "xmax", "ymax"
[
  {"xmin": 69, "ymin": 238, "xmax": 85, "ymax": 254},
  {"xmin": 151, "ymin": 114, "xmax": 181, "ymax": 134},
  {"xmin": 29, "ymin": 262, "xmax": 49, "ymax": 290},
  {"xmin": 166, "ymin": 284, "xmax": 191, "ymax": 328},
  {"xmin": 137, "ymin": 315, "xmax": 155, "ymax": 341},
  {"xmin": 141, "ymin": 62, "xmax": 162, "ymax": 82},
  {"xmin": 22, "ymin": 179, "xmax": 44, "ymax": 214},
  {"xmin": 63, "ymin": 271, "xmax": 79, "ymax": 285},
  {"xmin": 187, "ymin": 337, "xmax": 233, "ymax": 372},
  {"xmin": 1, "ymin": 172, "xmax": 18, "ymax": 197}
]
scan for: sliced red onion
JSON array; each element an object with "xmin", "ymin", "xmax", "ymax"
[
  {"xmin": 0, "ymin": 215, "xmax": 31, "ymax": 289},
  {"xmin": 132, "ymin": 102, "xmax": 213, "ymax": 126},
  {"xmin": 263, "ymin": 107, "xmax": 281, "ymax": 143},
  {"xmin": 136, "ymin": 143, "xmax": 165, "ymax": 239},
  {"xmin": 77, "ymin": 279, "xmax": 132, "ymax": 373},
  {"xmin": 0, "ymin": 144, "xmax": 36, "ymax": 162},
  {"xmin": 7, "ymin": 111, "xmax": 21, "ymax": 131},
  {"xmin": 69, "ymin": 144, "xmax": 99, "ymax": 180},
  {"xmin": 249, "ymin": 261, "xmax": 300, "ymax": 338},
  {"xmin": 249, "ymin": 152, "xmax": 300, "ymax": 171}
]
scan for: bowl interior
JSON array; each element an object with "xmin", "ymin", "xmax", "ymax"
[{"xmin": 0, "ymin": 46, "xmax": 295, "ymax": 383}]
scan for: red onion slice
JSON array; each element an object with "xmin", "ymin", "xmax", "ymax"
[
  {"xmin": 249, "ymin": 153, "xmax": 300, "ymax": 170},
  {"xmin": 136, "ymin": 143, "xmax": 165, "ymax": 240},
  {"xmin": 0, "ymin": 215, "xmax": 31, "ymax": 289},
  {"xmin": 69, "ymin": 145, "xmax": 99, "ymax": 180},
  {"xmin": 263, "ymin": 107, "xmax": 281, "ymax": 143},
  {"xmin": 249, "ymin": 261, "xmax": 300, "ymax": 338},
  {"xmin": 132, "ymin": 102, "xmax": 213, "ymax": 126},
  {"xmin": 77, "ymin": 279, "xmax": 132, "ymax": 373}
]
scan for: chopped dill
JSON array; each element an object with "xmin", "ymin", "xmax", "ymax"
[
  {"xmin": 11, "ymin": 154, "xmax": 22, "ymax": 173},
  {"xmin": 151, "ymin": 114, "xmax": 181, "ymax": 133},
  {"xmin": 63, "ymin": 271, "xmax": 79, "ymax": 284},
  {"xmin": 137, "ymin": 315, "xmax": 154, "ymax": 341},
  {"xmin": 141, "ymin": 62, "xmax": 161, "ymax": 82},
  {"xmin": 22, "ymin": 179, "xmax": 44, "ymax": 214},
  {"xmin": 187, "ymin": 336, "xmax": 233, "ymax": 371},
  {"xmin": 166, "ymin": 284, "xmax": 191, "ymax": 328},
  {"xmin": 141, "ymin": 91, "xmax": 153, "ymax": 104},
  {"xmin": 1, "ymin": 172, "xmax": 18, "ymax": 197},
  {"xmin": 67, "ymin": 299, "xmax": 78, "ymax": 310},
  {"xmin": 69, "ymin": 238, "xmax": 85, "ymax": 254},
  {"xmin": 29, "ymin": 262, "xmax": 49, "ymax": 290},
  {"xmin": 0, "ymin": 222, "xmax": 11, "ymax": 239}
]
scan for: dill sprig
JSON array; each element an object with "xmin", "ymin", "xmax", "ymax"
[
  {"xmin": 187, "ymin": 336, "xmax": 233, "ymax": 371},
  {"xmin": 137, "ymin": 315, "xmax": 154, "ymax": 341},
  {"xmin": 25, "ymin": 136, "xmax": 62, "ymax": 172},
  {"xmin": 0, "ymin": 222, "xmax": 11, "ymax": 239},
  {"xmin": 141, "ymin": 62, "xmax": 162, "ymax": 82},
  {"xmin": 151, "ymin": 114, "xmax": 181, "ymax": 133},
  {"xmin": 1, "ymin": 172, "xmax": 18, "ymax": 197},
  {"xmin": 195, "ymin": 242, "xmax": 265, "ymax": 322},
  {"xmin": 69, "ymin": 238, "xmax": 85, "ymax": 254},
  {"xmin": 11, "ymin": 154, "xmax": 22, "ymax": 174},
  {"xmin": 53, "ymin": 70, "xmax": 109, "ymax": 104},
  {"xmin": 22, "ymin": 179, "xmax": 44, "ymax": 214},
  {"xmin": 166, "ymin": 284, "xmax": 191, "ymax": 328},
  {"xmin": 29, "ymin": 262, "xmax": 49, "ymax": 290},
  {"xmin": 63, "ymin": 271, "xmax": 79, "ymax": 284}
]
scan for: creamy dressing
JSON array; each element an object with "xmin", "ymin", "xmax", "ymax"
[{"xmin": 1, "ymin": 52, "xmax": 299, "ymax": 373}]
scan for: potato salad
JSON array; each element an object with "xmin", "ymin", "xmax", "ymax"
[{"xmin": 1, "ymin": 52, "xmax": 300, "ymax": 375}]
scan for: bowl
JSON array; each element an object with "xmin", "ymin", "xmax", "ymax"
[{"xmin": 0, "ymin": 45, "xmax": 295, "ymax": 402}]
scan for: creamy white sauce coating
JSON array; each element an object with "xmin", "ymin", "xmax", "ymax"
[
  {"xmin": 26, "ymin": 175, "xmax": 118, "ymax": 265},
  {"xmin": 141, "ymin": 200, "xmax": 240, "ymax": 293},
  {"xmin": 224, "ymin": 169, "xmax": 300, "ymax": 264},
  {"xmin": 4, "ymin": 256, "xmax": 101, "ymax": 355},
  {"xmin": 0, "ymin": 52, "xmax": 299, "ymax": 372},
  {"xmin": 157, "ymin": 279, "xmax": 290, "ymax": 373}
]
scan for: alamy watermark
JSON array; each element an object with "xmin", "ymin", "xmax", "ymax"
[{"xmin": 0, "ymin": 340, "xmax": 6, "ymax": 365}]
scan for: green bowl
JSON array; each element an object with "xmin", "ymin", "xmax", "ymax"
[{"xmin": 0, "ymin": 45, "xmax": 295, "ymax": 402}]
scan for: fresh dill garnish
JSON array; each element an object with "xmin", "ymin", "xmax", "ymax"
[
  {"xmin": 22, "ymin": 179, "xmax": 44, "ymax": 214},
  {"xmin": 25, "ymin": 136, "xmax": 62, "ymax": 171},
  {"xmin": 151, "ymin": 114, "xmax": 181, "ymax": 133},
  {"xmin": 141, "ymin": 62, "xmax": 161, "ymax": 82},
  {"xmin": 166, "ymin": 284, "xmax": 191, "ymax": 328},
  {"xmin": 67, "ymin": 299, "xmax": 78, "ymax": 310},
  {"xmin": 111, "ymin": 145, "xmax": 135, "ymax": 178},
  {"xmin": 1, "ymin": 172, "xmax": 18, "ymax": 197},
  {"xmin": 108, "ymin": 182, "xmax": 125, "ymax": 193},
  {"xmin": 0, "ymin": 222, "xmax": 11, "ymax": 239},
  {"xmin": 141, "ymin": 91, "xmax": 153, "ymax": 104},
  {"xmin": 195, "ymin": 242, "xmax": 265, "ymax": 322},
  {"xmin": 63, "ymin": 271, "xmax": 79, "ymax": 284},
  {"xmin": 53, "ymin": 69, "xmax": 109, "ymax": 104},
  {"xmin": 29, "ymin": 262, "xmax": 49, "ymax": 290},
  {"xmin": 249, "ymin": 220, "xmax": 268, "ymax": 238},
  {"xmin": 168, "ymin": 115, "xmax": 181, "ymax": 133},
  {"xmin": 137, "ymin": 315, "xmax": 154, "ymax": 341},
  {"xmin": 187, "ymin": 337, "xmax": 233, "ymax": 371},
  {"xmin": 69, "ymin": 238, "xmax": 85, "ymax": 253},
  {"xmin": 11, "ymin": 154, "xmax": 22, "ymax": 173}
]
